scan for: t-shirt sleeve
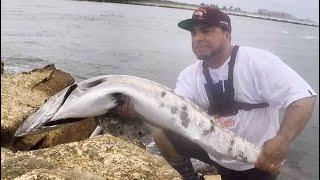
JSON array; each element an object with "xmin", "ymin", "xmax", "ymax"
[
  {"xmin": 174, "ymin": 68, "xmax": 195, "ymax": 102},
  {"xmin": 251, "ymin": 51, "xmax": 317, "ymax": 109}
]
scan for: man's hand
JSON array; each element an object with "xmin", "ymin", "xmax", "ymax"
[
  {"xmin": 114, "ymin": 96, "xmax": 138, "ymax": 118},
  {"xmin": 256, "ymin": 96, "xmax": 316, "ymax": 175},
  {"xmin": 255, "ymin": 135, "xmax": 290, "ymax": 175}
]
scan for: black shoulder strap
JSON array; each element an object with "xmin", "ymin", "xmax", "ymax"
[
  {"xmin": 235, "ymin": 101, "xmax": 269, "ymax": 111},
  {"xmin": 202, "ymin": 61, "xmax": 215, "ymax": 106},
  {"xmin": 227, "ymin": 45, "xmax": 269, "ymax": 111},
  {"xmin": 228, "ymin": 45, "xmax": 239, "ymax": 82},
  {"xmin": 227, "ymin": 45, "xmax": 239, "ymax": 98},
  {"xmin": 202, "ymin": 45, "xmax": 269, "ymax": 112},
  {"xmin": 202, "ymin": 61, "xmax": 213, "ymax": 85}
]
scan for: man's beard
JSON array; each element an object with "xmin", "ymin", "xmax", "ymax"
[
  {"xmin": 195, "ymin": 44, "xmax": 225, "ymax": 61},
  {"xmin": 195, "ymin": 52, "xmax": 213, "ymax": 60}
]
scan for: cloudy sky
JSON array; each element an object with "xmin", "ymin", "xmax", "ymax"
[{"xmin": 170, "ymin": 0, "xmax": 319, "ymax": 23}]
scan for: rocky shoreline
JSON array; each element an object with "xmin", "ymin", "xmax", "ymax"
[
  {"xmin": 77, "ymin": 0, "xmax": 319, "ymax": 27},
  {"xmin": 1, "ymin": 62, "xmax": 221, "ymax": 180}
]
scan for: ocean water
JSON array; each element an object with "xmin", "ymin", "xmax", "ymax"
[{"xmin": 1, "ymin": 0, "xmax": 319, "ymax": 179}]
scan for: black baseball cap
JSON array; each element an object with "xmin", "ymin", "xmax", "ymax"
[{"xmin": 178, "ymin": 7, "xmax": 232, "ymax": 33}]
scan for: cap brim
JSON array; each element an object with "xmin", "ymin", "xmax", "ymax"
[{"xmin": 178, "ymin": 19, "xmax": 209, "ymax": 31}]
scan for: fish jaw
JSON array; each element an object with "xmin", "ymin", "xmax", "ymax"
[
  {"xmin": 14, "ymin": 84, "xmax": 77, "ymax": 137},
  {"xmin": 15, "ymin": 89, "xmax": 67, "ymax": 137}
]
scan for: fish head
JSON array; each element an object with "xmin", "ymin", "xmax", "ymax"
[{"xmin": 14, "ymin": 84, "xmax": 78, "ymax": 137}]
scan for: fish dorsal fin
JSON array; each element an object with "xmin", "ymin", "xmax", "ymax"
[{"xmin": 81, "ymin": 78, "xmax": 107, "ymax": 90}]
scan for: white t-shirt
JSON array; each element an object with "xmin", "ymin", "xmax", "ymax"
[{"xmin": 174, "ymin": 46, "xmax": 316, "ymax": 171}]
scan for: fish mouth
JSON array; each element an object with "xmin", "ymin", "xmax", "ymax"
[
  {"xmin": 43, "ymin": 117, "xmax": 88, "ymax": 126},
  {"xmin": 14, "ymin": 117, "xmax": 88, "ymax": 137},
  {"xmin": 14, "ymin": 84, "xmax": 80, "ymax": 137}
]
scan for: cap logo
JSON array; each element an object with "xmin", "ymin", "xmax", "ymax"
[
  {"xmin": 193, "ymin": 8, "xmax": 207, "ymax": 19},
  {"xmin": 219, "ymin": 20, "xmax": 229, "ymax": 25}
]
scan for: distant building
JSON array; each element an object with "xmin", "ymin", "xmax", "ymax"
[
  {"xmin": 257, "ymin": 8, "xmax": 295, "ymax": 19},
  {"xmin": 258, "ymin": 9, "xmax": 268, "ymax": 16}
]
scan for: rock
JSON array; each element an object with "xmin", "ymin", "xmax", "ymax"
[
  {"xmin": 1, "ymin": 69, "xmax": 49, "ymax": 146},
  {"xmin": 203, "ymin": 175, "xmax": 222, "ymax": 180},
  {"xmin": 11, "ymin": 169, "xmax": 105, "ymax": 180},
  {"xmin": 1, "ymin": 134, "xmax": 181, "ymax": 180},
  {"xmin": 1, "ymin": 64, "xmax": 97, "ymax": 150},
  {"xmin": 27, "ymin": 64, "xmax": 75, "ymax": 96},
  {"xmin": 13, "ymin": 118, "xmax": 97, "ymax": 151},
  {"xmin": 1, "ymin": 147, "xmax": 14, "ymax": 160},
  {"xmin": 2, "ymin": 154, "xmax": 57, "ymax": 179}
]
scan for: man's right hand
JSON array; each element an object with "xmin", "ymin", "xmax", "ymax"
[{"xmin": 115, "ymin": 96, "xmax": 138, "ymax": 118}]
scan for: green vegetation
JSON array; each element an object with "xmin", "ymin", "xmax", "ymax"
[{"xmin": 200, "ymin": 3, "xmax": 241, "ymax": 12}]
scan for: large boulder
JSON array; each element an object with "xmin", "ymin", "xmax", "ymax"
[{"xmin": 1, "ymin": 134, "xmax": 180, "ymax": 180}]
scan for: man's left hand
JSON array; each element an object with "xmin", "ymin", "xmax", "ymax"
[{"xmin": 255, "ymin": 135, "xmax": 290, "ymax": 175}]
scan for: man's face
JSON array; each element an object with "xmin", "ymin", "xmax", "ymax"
[{"xmin": 190, "ymin": 24, "xmax": 229, "ymax": 60}]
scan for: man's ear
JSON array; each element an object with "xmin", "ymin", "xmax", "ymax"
[{"xmin": 225, "ymin": 32, "xmax": 231, "ymax": 41}]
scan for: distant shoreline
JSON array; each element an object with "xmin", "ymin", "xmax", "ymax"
[{"xmin": 77, "ymin": 0, "xmax": 319, "ymax": 27}]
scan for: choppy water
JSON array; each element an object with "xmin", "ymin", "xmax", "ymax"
[{"xmin": 1, "ymin": 0, "xmax": 319, "ymax": 179}]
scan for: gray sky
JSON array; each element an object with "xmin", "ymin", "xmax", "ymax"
[{"xmin": 171, "ymin": 0, "xmax": 319, "ymax": 23}]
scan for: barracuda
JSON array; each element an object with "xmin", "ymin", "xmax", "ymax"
[{"xmin": 14, "ymin": 75, "xmax": 310, "ymax": 180}]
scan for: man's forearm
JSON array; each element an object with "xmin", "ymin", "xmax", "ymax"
[{"xmin": 277, "ymin": 96, "xmax": 316, "ymax": 143}]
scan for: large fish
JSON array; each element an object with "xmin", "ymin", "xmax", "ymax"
[{"xmin": 14, "ymin": 75, "xmax": 310, "ymax": 180}]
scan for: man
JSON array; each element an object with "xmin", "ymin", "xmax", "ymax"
[{"xmin": 118, "ymin": 7, "xmax": 317, "ymax": 180}]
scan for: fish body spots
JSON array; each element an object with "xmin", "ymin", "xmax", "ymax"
[
  {"xmin": 230, "ymin": 139, "xmax": 235, "ymax": 146},
  {"xmin": 161, "ymin": 91, "xmax": 166, "ymax": 97},
  {"xmin": 180, "ymin": 111, "xmax": 190, "ymax": 128},
  {"xmin": 171, "ymin": 106, "xmax": 178, "ymax": 114},
  {"xmin": 236, "ymin": 150, "xmax": 248, "ymax": 163},
  {"xmin": 159, "ymin": 103, "xmax": 164, "ymax": 108},
  {"xmin": 182, "ymin": 105, "xmax": 187, "ymax": 111},
  {"xmin": 202, "ymin": 124, "xmax": 215, "ymax": 136},
  {"xmin": 228, "ymin": 139, "xmax": 235, "ymax": 154},
  {"xmin": 241, "ymin": 156, "xmax": 248, "ymax": 163}
]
